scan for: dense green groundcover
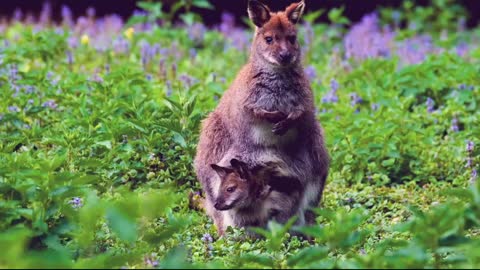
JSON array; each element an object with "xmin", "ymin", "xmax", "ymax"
[{"xmin": 0, "ymin": 0, "xmax": 480, "ymax": 268}]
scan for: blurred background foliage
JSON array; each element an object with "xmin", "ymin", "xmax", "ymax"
[{"xmin": 0, "ymin": 0, "xmax": 479, "ymax": 268}]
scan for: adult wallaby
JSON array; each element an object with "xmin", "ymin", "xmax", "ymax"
[{"xmin": 194, "ymin": 0, "xmax": 329, "ymax": 235}]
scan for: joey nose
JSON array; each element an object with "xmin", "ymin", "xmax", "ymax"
[{"xmin": 279, "ymin": 52, "xmax": 292, "ymax": 64}]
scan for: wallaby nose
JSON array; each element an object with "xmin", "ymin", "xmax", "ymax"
[
  {"xmin": 214, "ymin": 202, "xmax": 220, "ymax": 209},
  {"xmin": 279, "ymin": 52, "xmax": 292, "ymax": 64}
]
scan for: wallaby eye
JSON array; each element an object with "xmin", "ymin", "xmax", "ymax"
[
  {"xmin": 288, "ymin": 35, "xmax": 296, "ymax": 44},
  {"xmin": 226, "ymin": 186, "xmax": 236, "ymax": 193},
  {"xmin": 265, "ymin": 36, "xmax": 273, "ymax": 44}
]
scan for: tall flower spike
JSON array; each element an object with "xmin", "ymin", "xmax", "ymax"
[
  {"xmin": 450, "ymin": 116, "xmax": 459, "ymax": 132},
  {"xmin": 426, "ymin": 97, "xmax": 434, "ymax": 113},
  {"xmin": 466, "ymin": 140, "xmax": 474, "ymax": 153}
]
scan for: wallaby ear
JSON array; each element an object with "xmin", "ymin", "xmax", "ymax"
[
  {"xmin": 248, "ymin": 0, "xmax": 271, "ymax": 28},
  {"xmin": 230, "ymin": 158, "xmax": 250, "ymax": 180},
  {"xmin": 210, "ymin": 164, "xmax": 233, "ymax": 179},
  {"xmin": 285, "ymin": 0, "xmax": 305, "ymax": 24}
]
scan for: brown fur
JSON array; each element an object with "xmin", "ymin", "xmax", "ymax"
[
  {"xmin": 194, "ymin": 0, "xmax": 330, "ymax": 235},
  {"xmin": 211, "ymin": 158, "xmax": 302, "ymax": 235}
]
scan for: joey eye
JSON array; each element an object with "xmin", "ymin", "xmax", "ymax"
[
  {"xmin": 265, "ymin": 36, "xmax": 273, "ymax": 44},
  {"xmin": 226, "ymin": 187, "xmax": 236, "ymax": 193},
  {"xmin": 287, "ymin": 35, "xmax": 296, "ymax": 44}
]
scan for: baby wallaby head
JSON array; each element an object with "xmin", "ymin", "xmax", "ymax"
[
  {"xmin": 211, "ymin": 158, "xmax": 266, "ymax": 211},
  {"xmin": 248, "ymin": 0, "xmax": 305, "ymax": 68}
]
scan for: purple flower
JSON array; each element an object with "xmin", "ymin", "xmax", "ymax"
[
  {"xmin": 201, "ymin": 233, "xmax": 213, "ymax": 243},
  {"xmin": 171, "ymin": 63, "xmax": 177, "ymax": 78},
  {"xmin": 67, "ymin": 36, "xmax": 78, "ymax": 49},
  {"xmin": 61, "ymin": 5, "xmax": 74, "ymax": 26},
  {"xmin": 343, "ymin": 12, "xmax": 394, "ymax": 60},
  {"xmin": 349, "ymin": 92, "xmax": 363, "ymax": 107},
  {"xmin": 166, "ymin": 81, "xmax": 172, "ymax": 97},
  {"xmin": 466, "ymin": 158, "xmax": 473, "ymax": 168},
  {"xmin": 25, "ymin": 85, "xmax": 35, "ymax": 94},
  {"xmin": 86, "ymin": 7, "xmax": 96, "ymax": 18},
  {"xmin": 144, "ymin": 256, "xmax": 158, "ymax": 268},
  {"xmin": 159, "ymin": 58, "xmax": 167, "ymax": 79},
  {"xmin": 219, "ymin": 12, "xmax": 235, "ymax": 34},
  {"xmin": 223, "ymin": 29, "xmax": 250, "ymax": 52},
  {"xmin": 189, "ymin": 48, "xmax": 197, "ymax": 60},
  {"xmin": 321, "ymin": 92, "xmax": 338, "ymax": 104},
  {"xmin": 50, "ymin": 76, "xmax": 59, "ymax": 86},
  {"xmin": 472, "ymin": 169, "xmax": 478, "ymax": 184},
  {"xmin": 8, "ymin": 105, "xmax": 20, "ymax": 113},
  {"xmin": 371, "ymin": 103, "xmax": 379, "ymax": 111},
  {"xmin": 133, "ymin": 9, "xmax": 148, "ymax": 17},
  {"xmin": 10, "ymin": 64, "xmax": 19, "ymax": 82},
  {"xmin": 179, "ymin": 74, "xmax": 198, "ymax": 89},
  {"xmin": 113, "ymin": 37, "xmax": 129, "ymax": 54},
  {"xmin": 28, "ymin": 99, "xmax": 34, "ymax": 105},
  {"xmin": 39, "ymin": 2, "xmax": 52, "ymax": 25},
  {"xmin": 397, "ymin": 35, "xmax": 435, "ymax": 65},
  {"xmin": 66, "ymin": 51, "xmax": 74, "ymax": 65},
  {"xmin": 322, "ymin": 79, "xmax": 340, "ymax": 104},
  {"xmin": 303, "ymin": 21, "xmax": 314, "ymax": 49},
  {"xmin": 187, "ymin": 23, "xmax": 206, "ymax": 46},
  {"xmin": 42, "ymin": 100, "xmax": 58, "ymax": 109},
  {"xmin": 456, "ymin": 43, "xmax": 469, "ymax": 57},
  {"xmin": 450, "ymin": 116, "xmax": 459, "ymax": 132},
  {"xmin": 91, "ymin": 73, "xmax": 103, "ymax": 83},
  {"xmin": 139, "ymin": 41, "xmax": 157, "ymax": 68},
  {"xmin": 11, "ymin": 84, "xmax": 20, "ymax": 97},
  {"xmin": 426, "ymin": 97, "xmax": 434, "ymax": 113},
  {"xmin": 466, "ymin": 140, "xmax": 474, "ymax": 153},
  {"xmin": 304, "ymin": 65, "xmax": 317, "ymax": 82},
  {"xmin": 69, "ymin": 197, "xmax": 83, "ymax": 209},
  {"xmin": 330, "ymin": 79, "xmax": 339, "ymax": 92},
  {"xmin": 13, "ymin": 8, "xmax": 23, "ymax": 22}
]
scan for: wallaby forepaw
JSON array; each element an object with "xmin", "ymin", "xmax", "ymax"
[
  {"xmin": 260, "ymin": 109, "xmax": 286, "ymax": 123},
  {"xmin": 272, "ymin": 120, "xmax": 290, "ymax": 135}
]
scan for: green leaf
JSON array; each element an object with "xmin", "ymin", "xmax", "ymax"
[
  {"xmin": 381, "ymin": 158, "xmax": 396, "ymax": 167},
  {"xmin": 106, "ymin": 206, "xmax": 137, "ymax": 243},
  {"xmin": 287, "ymin": 246, "xmax": 329, "ymax": 267},
  {"xmin": 192, "ymin": 0, "xmax": 214, "ymax": 9},
  {"xmin": 95, "ymin": 140, "xmax": 112, "ymax": 150},
  {"xmin": 239, "ymin": 254, "xmax": 274, "ymax": 268},
  {"xmin": 159, "ymin": 247, "xmax": 192, "ymax": 269},
  {"xmin": 172, "ymin": 132, "xmax": 187, "ymax": 147}
]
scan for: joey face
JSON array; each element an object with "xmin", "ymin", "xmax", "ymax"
[
  {"xmin": 248, "ymin": 1, "xmax": 305, "ymax": 68},
  {"xmin": 211, "ymin": 161, "xmax": 251, "ymax": 211},
  {"xmin": 214, "ymin": 172, "xmax": 250, "ymax": 211}
]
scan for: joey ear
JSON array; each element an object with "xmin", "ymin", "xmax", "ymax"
[
  {"xmin": 285, "ymin": 0, "xmax": 305, "ymax": 24},
  {"xmin": 248, "ymin": 0, "xmax": 271, "ymax": 28},
  {"xmin": 230, "ymin": 158, "xmax": 250, "ymax": 180},
  {"xmin": 210, "ymin": 164, "xmax": 233, "ymax": 179}
]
